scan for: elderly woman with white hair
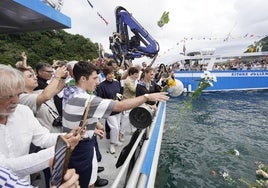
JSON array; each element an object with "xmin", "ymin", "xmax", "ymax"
[{"xmin": 0, "ymin": 64, "xmax": 81, "ymax": 185}]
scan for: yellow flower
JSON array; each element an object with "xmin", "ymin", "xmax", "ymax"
[{"xmin": 168, "ymin": 79, "xmax": 176, "ymax": 87}]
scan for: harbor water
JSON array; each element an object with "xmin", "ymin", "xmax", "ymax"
[{"xmin": 156, "ymin": 90, "xmax": 268, "ymax": 188}]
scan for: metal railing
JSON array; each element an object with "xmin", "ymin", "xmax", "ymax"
[{"xmin": 111, "ymin": 102, "xmax": 166, "ymax": 188}]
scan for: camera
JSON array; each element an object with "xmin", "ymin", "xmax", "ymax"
[{"xmin": 52, "ymin": 116, "xmax": 62, "ymax": 127}]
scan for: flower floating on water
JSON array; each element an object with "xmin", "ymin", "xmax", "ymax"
[
  {"xmin": 221, "ymin": 171, "xmax": 229, "ymax": 179},
  {"xmin": 240, "ymin": 178, "xmax": 268, "ymax": 188},
  {"xmin": 239, "ymin": 162, "xmax": 268, "ymax": 187},
  {"xmin": 220, "ymin": 170, "xmax": 236, "ymax": 185},
  {"xmin": 227, "ymin": 149, "xmax": 240, "ymax": 156},
  {"xmin": 234, "ymin": 149, "xmax": 240, "ymax": 156},
  {"xmin": 256, "ymin": 161, "xmax": 268, "ymax": 179},
  {"xmin": 211, "ymin": 170, "xmax": 217, "ymax": 176},
  {"xmin": 221, "ymin": 149, "xmax": 241, "ymax": 159}
]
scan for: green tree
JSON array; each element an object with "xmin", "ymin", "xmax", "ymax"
[{"xmin": 0, "ymin": 30, "xmax": 99, "ymax": 68}]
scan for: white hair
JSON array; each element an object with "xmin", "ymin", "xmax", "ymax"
[{"xmin": 0, "ymin": 64, "xmax": 25, "ymax": 96}]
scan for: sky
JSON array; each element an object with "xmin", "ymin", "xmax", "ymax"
[{"xmin": 61, "ymin": 0, "xmax": 268, "ymax": 66}]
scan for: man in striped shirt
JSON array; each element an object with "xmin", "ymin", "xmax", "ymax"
[{"xmin": 62, "ymin": 61, "xmax": 169, "ymax": 188}]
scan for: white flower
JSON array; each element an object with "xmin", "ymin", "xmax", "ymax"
[
  {"xmin": 222, "ymin": 172, "xmax": 229, "ymax": 178},
  {"xmin": 200, "ymin": 71, "xmax": 217, "ymax": 85},
  {"xmin": 234, "ymin": 149, "xmax": 239, "ymax": 156}
]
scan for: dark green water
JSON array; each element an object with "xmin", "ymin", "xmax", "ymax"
[{"xmin": 156, "ymin": 90, "xmax": 268, "ymax": 188}]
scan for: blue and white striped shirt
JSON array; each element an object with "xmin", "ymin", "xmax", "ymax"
[
  {"xmin": 62, "ymin": 86, "xmax": 116, "ymax": 138},
  {"xmin": 0, "ymin": 167, "xmax": 33, "ymax": 188}
]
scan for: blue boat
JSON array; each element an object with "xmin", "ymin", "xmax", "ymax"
[
  {"xmin": 174, "ymin": 51, "xmax": 268, "ymax": 92},
  {"xmin": 175, "ymin": 69, "xmax": 268, "ymax": 92}
]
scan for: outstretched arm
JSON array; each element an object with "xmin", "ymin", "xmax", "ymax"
[{"xmin": 113, "ymin": 92, "xmax": 168, "ymax": 112}]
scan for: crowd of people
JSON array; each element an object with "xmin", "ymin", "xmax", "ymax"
[
  {"xmin": 2, "ymin": 50, "xmax": 267, "ymax": 187},
  {"xmin": 168, "ymin": 57, "xmax": 268, "ymax": 72},
  {"xmin": 0, "ymin": 52, "xmax": 169, "ymax": 188},
  {"xmin": 212, "ymin": 58, "xmax": 268, "ymax": 71}
]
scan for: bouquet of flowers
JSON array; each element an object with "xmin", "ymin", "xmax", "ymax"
[
  {"xmin": 191, "ymin": 71, "xmax": 217, "ymax": 100},
  {"xmin": 162, "ymin": 78, "xmax": 184, "ymax": 97}
]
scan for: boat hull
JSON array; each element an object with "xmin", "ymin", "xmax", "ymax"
[{"xmin": 174, "ymin": 70, "xmax": 268, "ymax": 92}]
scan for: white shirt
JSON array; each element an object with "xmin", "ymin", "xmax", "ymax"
[{"xmin": 0, "ymin": 104, "xmax": 58, "ymax": 182}]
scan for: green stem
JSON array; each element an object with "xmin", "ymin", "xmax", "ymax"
[{"xmin": 171, "ymin": 81, "xmax": 211, "ymax": 135}]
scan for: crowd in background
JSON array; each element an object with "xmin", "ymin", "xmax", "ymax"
[
  {"xmin": 213, "ymin": 58, "xmax": 268, "ymax": 71},
  {"xmin": 166, "ymin": 57, "xmax": 268, "ymax": 72}
]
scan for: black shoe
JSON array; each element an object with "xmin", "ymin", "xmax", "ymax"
[
  {"xmin": 98, "ymin": 166, "xmax": 104, "ymax": 173},
  {"xmin": 106, "ymin": 132, "xmax": 110, "ymax": 139},
  {"xmin": 95, "ymin": 176, "xmax": 108, "ymax": 187}
]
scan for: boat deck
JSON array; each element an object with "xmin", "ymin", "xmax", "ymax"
[{"xmin": 97, "ymin": 121, "xmax": 135, "ymax": 187}]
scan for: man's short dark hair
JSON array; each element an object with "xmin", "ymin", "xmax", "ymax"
[
  {"xmin": 128, "ymin": 67, "xmax": 139, "ymax": 76},
  {"xmin": 107, "ymin": 59, "xmax": 116, "ymax": 66},
  {"xmin": 102, "ymin": 66, "xmax": 114, "ymax": 76},
  {"xmin": 36, "ymin": 62, "xmax": 51, "ymax": 73},
  {"xmin": 73, "ymin": 61, "xmax": 99, "ymax": 82}
]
